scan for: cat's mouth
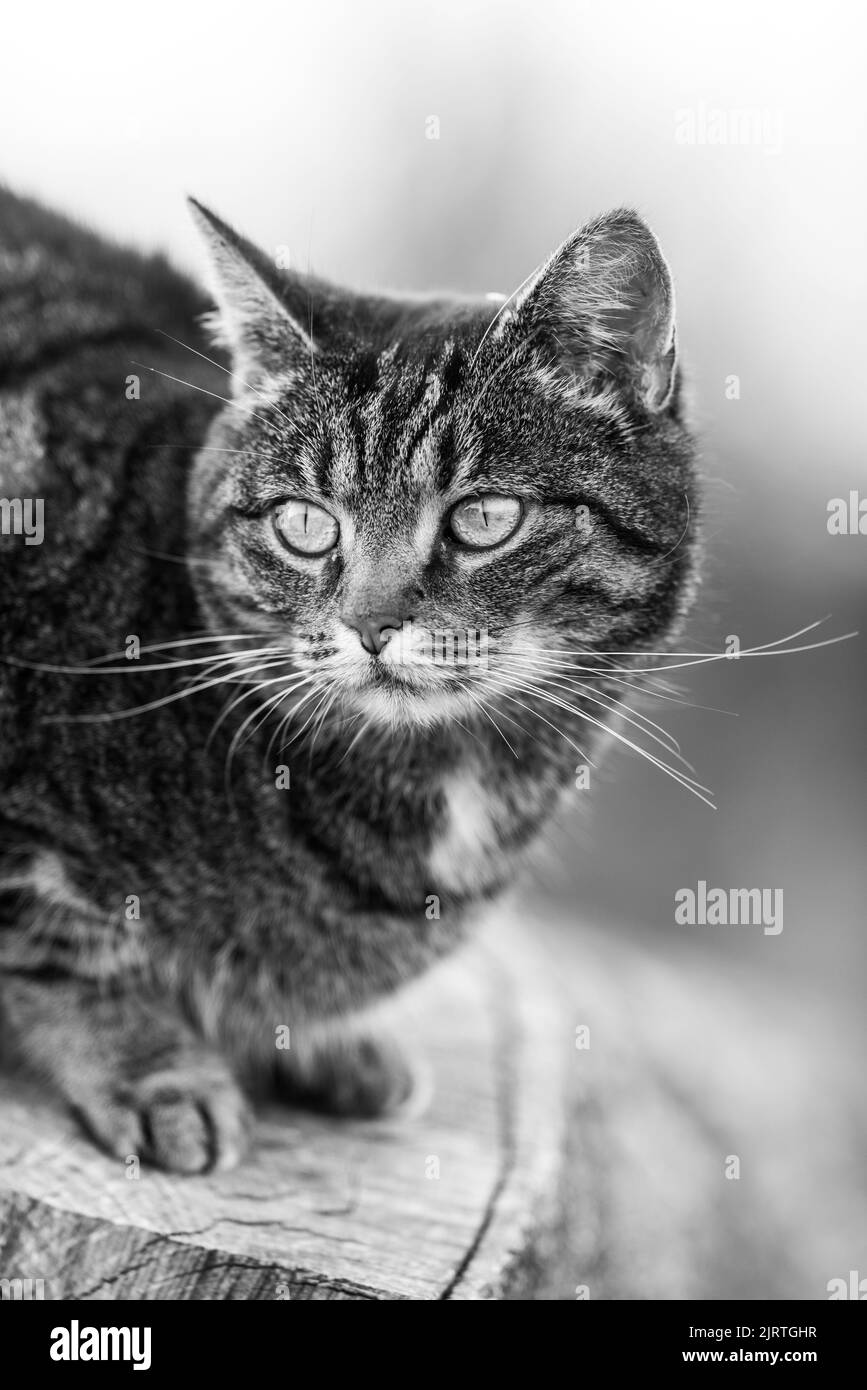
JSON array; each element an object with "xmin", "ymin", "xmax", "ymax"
[
  {"xmin": 341, "ymin": 652, "xmax": 477, "ymax": 726},
  {"xmin": 365, "ymin": 658, "xmax": 418, "ymax": 687},
  {"xmin": 361, "ymin": 646, "xmax": 471, "ymax": 694},
  {"xmin": 358, "ymin": 656, "xmax": 457, "ymax": 701}
]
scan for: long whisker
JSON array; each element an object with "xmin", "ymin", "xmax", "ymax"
[
  {"xmin": 514, "ymin": 618, "xmax": 857, "ymax": 678},
  {"xmin": 494, "ymin": 670, "xmax": 712, "ymax": 799},
  {"xmin": 512, "ymin": 617, "xmax": 839, "ymax": 659},
  {"xmin": 222, "ymin": 678, "xmax": 317, "ymax": 795},
  {"xmin": 469, "ymin": 260, "xmax": 542, "ymax": 368},
  {"xmin": 521, "ymin": 656, "xmax": 733, "ymax": 714},
  {"xmin": 496, "ymin": 676, "xmax": 716, "ymax": 807},
  {"xmin": 153, "ymin": 444, "xmax": 286, "ymax": 462},
  {"xmin": 154, "ymin": 330, "xmax": 295, "ymax": 429},
  {"xmin": 335, "ymin": 709, "xmax": 374, "ymax": 766},
  {"xmin": 204, "ymin": 660, "xmax": 306, "ymax": 748},
  {"xmin": 272, "ymin": 684, "xmax": 330, "ymax": 758},
  {"xmin": 10, "ymin": 634, "xmax": 280, "ymax": 672},
  {"xmin": 460, "ymin": 683, "xmax": 521, "ymax": 758},
  {"xmin": 11, "ymin": 647, "xmax": 283, "ymax": 678},
  {"xmin": 130, "ymin": 547, "xmax": 221, "ymax": 569},
  {"xmin": 292, "ymin": 685, "xmax": 337, "ymax": 757},
  {"xmin": 593, "ymin": 673, "xmax": 735, "ymax": 716},
  {"xmin": 486, "ymin": 685, "xmax": 590, "ymax": 761},
  {"xmin": 44, "ymin": 660, "xmax": 282, "ymax": 725},
  {"xmin": 266, "ymin": 692, "xmax": 316, "ymax": 767},
  {"xmin": 129, "ymin": 361, "xmax": 275, "ymax": 429},
  {"xmin": 523, "ymin": 630, "xmax": 858, "ymax": 680},
  {"xmin": 308, "ymin": 686, "xmax": 342, "ymax": 757},
  {"xmin": 88, "ymin": 634, "xmax": 279, "ymax": 661},
  {"xmin": 504, "ymin": 666, "xmax": 690, "ymax": 772},
  {"xmin": 645, "ymin": 491, "xmax": 691, "ymax": 566},
  {"xmin": 502, "ymin": 624, "xmax": 686, "ymax": 699},
  {"xmin": 504, "ymin": 655, "xmax": 689, "ymax": 765}
]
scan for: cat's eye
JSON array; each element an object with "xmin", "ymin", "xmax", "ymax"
[
  {"xmin": 273, "ymin": 499, "xmax": 339, "ymax": 556},
  {"xmin": 449, "ymin": 494, "xmax": 523, "ymax": 549}
]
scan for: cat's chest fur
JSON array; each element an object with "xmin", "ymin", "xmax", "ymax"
[
  {"xmin": 427, "ymin": 768, "xmax": 508, "ymax": 894},
  {"xmin": 154, "ymin": 740, "xmax": 552, "ymax": 1035},
  {"xmin": 271, "ymin": 732, "xmax": 548, "ymax": 914}
]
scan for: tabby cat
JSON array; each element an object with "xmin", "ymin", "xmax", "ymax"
[{"xmin": 0, "ymin": 188, "xmax": 697, "ymax": 1171}]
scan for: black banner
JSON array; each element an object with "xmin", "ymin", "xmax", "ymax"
[{"xmin": 0, "ymin": 1299, "xmax": 863, "ymax": 1374}]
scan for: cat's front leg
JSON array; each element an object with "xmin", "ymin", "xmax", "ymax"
[
  {"xmin": 0, "ymin": 975, "xmax": 251, "ymax": 1173},
  {"xmin": 273, "ymin": 1025, "xmax": 431, "ymax": 1120}
]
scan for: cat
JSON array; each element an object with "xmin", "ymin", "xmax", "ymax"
[{"xmin": 0, "ymin": 187, "xmax": 698, "ymax": 1172}]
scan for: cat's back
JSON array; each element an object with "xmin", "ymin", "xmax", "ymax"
[
  {"xmin": 0, "ymin": 187, "xmax": 209, "ymax": 375},
  {"xmin": 0, "ymin": 187, "xmax": 223, "ymax": 576},
  {"xmin": 0, "ymin": 190, "xmax": 223, "ymax": 765}
]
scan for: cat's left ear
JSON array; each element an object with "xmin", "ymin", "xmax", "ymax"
[
  {"xmin": 497, "ymin": 209, "xmax": 677, "ymax": 413},
  {"xmin": 188, "ymin": 198, "xmax": 316, "ymax": 386}
]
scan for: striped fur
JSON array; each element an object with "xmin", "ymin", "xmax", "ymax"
[{"xmin": 0, "ymin": 189, "xmax": 699, "ymax": 1170}]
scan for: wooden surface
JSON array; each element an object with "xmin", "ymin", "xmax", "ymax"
[
  {"xmin": 0, "ymin": 915, "xmax": 569, "ymax": 1300},
  {"xmin": 2, "ymin": 907, "xmax": 864, "ymax": 1301}
]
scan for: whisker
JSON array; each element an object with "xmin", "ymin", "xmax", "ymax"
[
  {"xmin": 645, "ymin": 491, "xmax": 691, "ymax": 566},
  {"xmin": 88, "ymin": 634, "xmax": 277, "ymax": 661},
  {"xmin": 292, "ymin": 686, "xmax": 336, "ymax": 757},
  {"xmin": 7, "ymin": 646, "xmax": 282, "ymax": 678},
  {"xmin": 129, "ymin": 361, "xmax": 275, "ymax": 429},
  {"xmin": 497, "ymin": 676, "xmax": 716, "ymax": 808},
  {"xmin": 507, "ymin": 666, "xmax": 688, "ymax": 770},
  {"xmin": 204, "ymin": 661, "xmax": 306, "ymax": 748},
  {"xmin": 513, "ymin": 617, "xmax": 857, "ymax": 678},
  {"xmin": 129, "ymin": 546, "xmax": 220, "ymax": 569},
  {"xmin": 592, "ymin": 673, "xmax": 736, "ymax": 717},
  {"xmin": 486, "ymin": 685, "xmax": 590, "ymax": 761},
  {"xmin": 265, "ymin": 694, "xmax": 312, "ymax": 767},
  {"xmin": 335, "ymin": 711, "xmax": 372, "ymax": 766},
  {"xmin": 154, "ymin": 330, "xmax": 295, "ymax": 429},
  {"xmin": 461, "ymin": 683, "xmax": 521, "ymax": 758},
  {"xmin": 272, "ymin": 684, "xmax": 329, "ymax": 759},
  {"xmin": 504, "ymin": 656, "xmax": 688, "ymax": 765},
  {"xmin": 44, "ymin": 659, "xmax": 284, "ymax": 725},
  {"xmin": 517, "ymin": 655, "xmax": 732, "ymax": 714},
  {"xmin": 308, "ymin": 686, "xmax": 342, "ymax": 757},
  {"xmin": 222, "ymin": 678, "xmax": 316, "ymax": 794},
  {"xmin": 470, "ymin": 260, "xmax": 542, "ymax": 368},
  {"xmin": 153, "ymin": 444, "xmax": 286, "ymax": 462}
]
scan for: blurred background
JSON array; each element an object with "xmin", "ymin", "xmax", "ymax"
[{"xmin": 2, "ymin": 0, "xmax": 864, "ymax": 1297}]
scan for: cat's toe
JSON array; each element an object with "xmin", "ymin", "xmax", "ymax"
[
  {"xmin": 129, "ymin": 1068, "xmax": 251, "ymax": 1173},
  {"xmin": 71, "ymin": 1093, "xmax": 145, "ymax": 1164},
  {"xmin": 336, "ymin": 1037, "xmax": 430, "ymax": 1118},
  {"xmin": 277, "ymin": 1033, "xmax": 432, "ymax": 1119},
  {"xmin": 74, "ymin": 1064, "xmax": 251, "ymax": 1174}
]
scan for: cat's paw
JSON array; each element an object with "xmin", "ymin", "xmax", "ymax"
[
  {"xmin": 76, "ymin": 1060, "xmax": 252, "ymax": 1174},
  {"xmin": 276, "ymin": 1031, "xmax": 431, "ymax": 1120}
]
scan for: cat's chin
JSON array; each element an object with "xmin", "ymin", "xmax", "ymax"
[{"xmin": 345, "ymin": 681, "xmax": 475, "ymax": 730}]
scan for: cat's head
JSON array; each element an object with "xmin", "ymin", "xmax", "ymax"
[{"xmin": 187, "ymin": 200, "xmax": 697, "ymax": 731}]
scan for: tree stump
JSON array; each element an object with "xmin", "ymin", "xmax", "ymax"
[{"xmin": 0, "ymin": 916, "xmax": 569, "ymax": 1300}]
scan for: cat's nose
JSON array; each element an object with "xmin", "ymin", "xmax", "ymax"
[{"xmin": 344, "ymin": 612, "xmax": 407, "ymax": 657}]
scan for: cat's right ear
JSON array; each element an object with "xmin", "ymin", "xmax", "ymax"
[{"xmin": 188, "ymin": 199, "xmax": 316, "ymax": 387}]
